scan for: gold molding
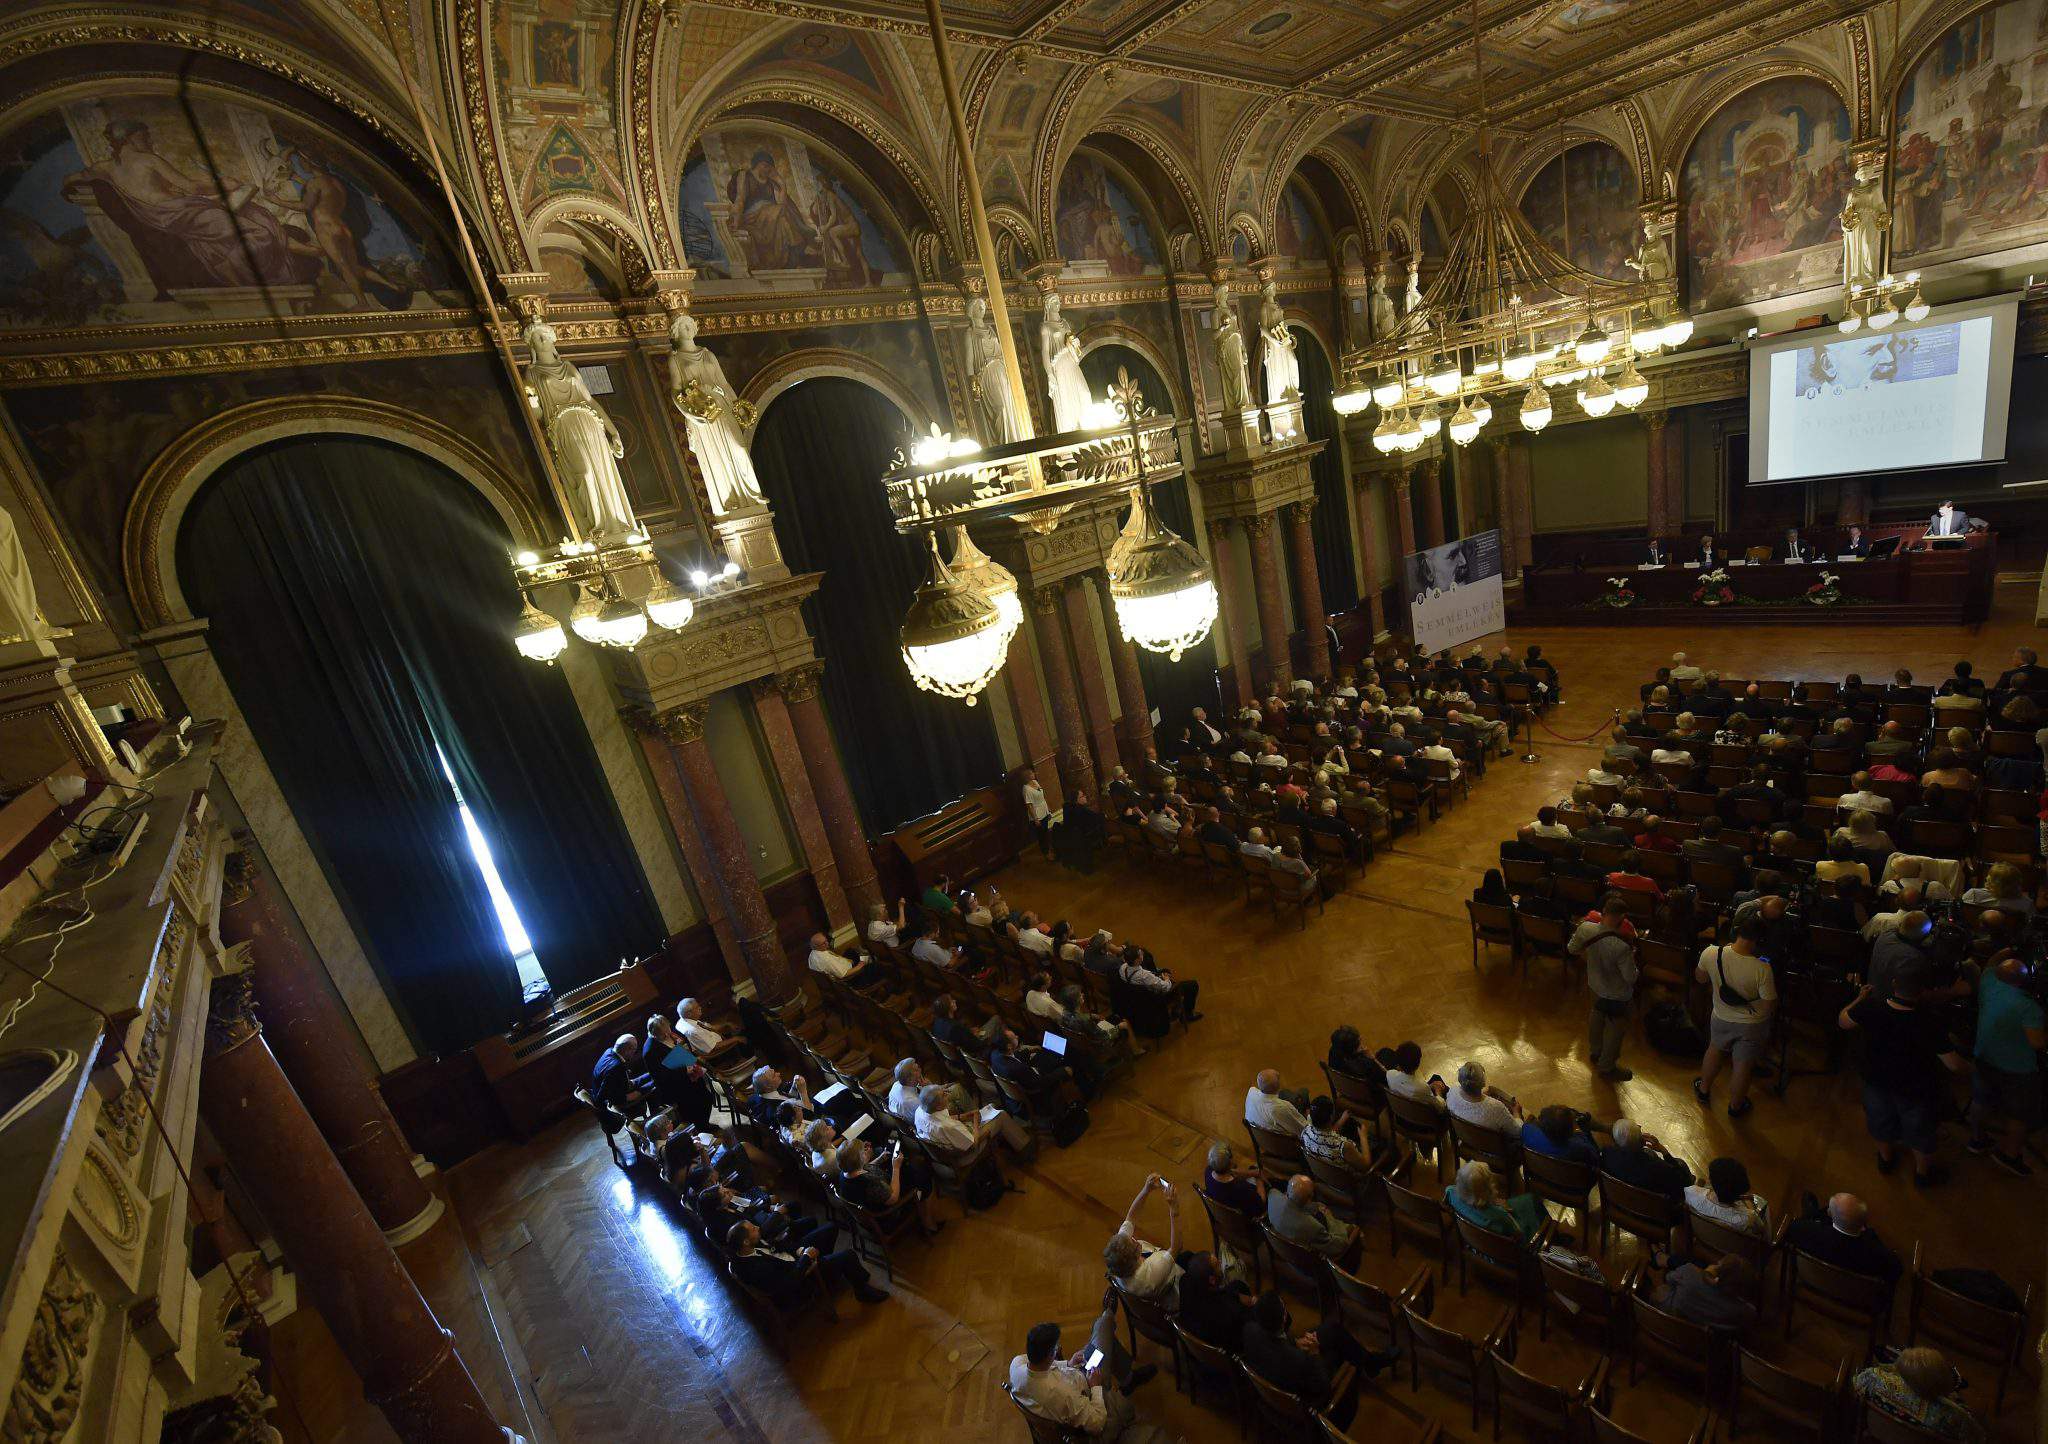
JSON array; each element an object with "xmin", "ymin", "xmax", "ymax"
[
  {"xmin": 778, "ymin": 661, "xmax": 825, "ymax": 706},
  {"xmin": 2, "ymin": 1250, "xmax": 98, "ymax": 1443},
  {"xmin": 656, "ymin": 700, "xmax": 710, "ymax": 745}
]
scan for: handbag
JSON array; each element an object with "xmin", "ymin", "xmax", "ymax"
[{"xmin": 1710, "ymin": 946, "xmax": 1751, "ymax": 1011}]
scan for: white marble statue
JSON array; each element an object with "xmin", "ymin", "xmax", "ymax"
[
  {"xmin": 668, "ymin": 310, "xmax": 765, "ymax": 515},
  {"xmin": 964, "ymin": 296, "xmax": 1025, "ymax": 445},
  {"xmin": 523, "ymin": 318, "xmax": 638, "ymax": 541},
  {"xmin": 1368, "ymin": 263, "xmax": 1399, "ymax": 341},
  {"xmin": 1625, "ymin": 218, "xmax": 1674, "ymax": 286},
  {"xmin": 1258, "ymin": 278, "xmax": 1299, "ymax": 405},
  {"xmin": 1840, "ymin": 160, "xmax": 1891, "ymax": 294},
  {"xmin": 1040, "ymin": 291, "xmax": 1090, "ymax": 432},
  {"xmin": 1212, "ymin": 283, "xmax": 1252, "ymax": 414},
  {"xmin": 0, "ymin": 501, "xmax": 47, "ymax": 645},
  {"xmin": 1403, "ymin": 256, "xmax": 1425, "ymax": 316}
]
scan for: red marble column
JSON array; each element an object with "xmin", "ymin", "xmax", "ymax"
[
  {"xmin": 1207, "ymin": 518, "xmax": 1255, "ymax": 710},
  {"xmin": 218, "ymin": 851, "xmax": 438, "ymax": 1241},
  {"xmin": 635, "ymin": 726, "xmax": 743, "ymax": 982},
  {"xmin": 999, "ymin": 628, "xmax": 1063, "ymax": 809},
  {"xmin": 1391, "ymin": 475, "xmax": 1418, "ymax": 561},
  {"xmin": 1643, "ymin": 410, "xmax": 1671, "ymax": 539},
  {"xmin": 1243, "ymin": 511, "xmax": 1293, "ymax": 690},
  {"xmin": 1089, "ymin": 570, "xmax": 1154, "ymax": 772},
  {"xmin": 200, "ymin": 976, "xmax": 511, "ymax": 1444},
  {"xmin": 1416, "ymin": 455, "xmax": 1446, "ymax": 548},
  {"xmin": 1030, "ymin": 583, "xmax": 1096, "ymax": 802},
  {"xmin": 1509, "ymin": 436, "xmax": 1537, "ymax": 571},
  {"xmin": 748, "ymin": 675, "xmax": 853, "ymax": 937},
  {"xmin": 1487, "ymin": 438, "xmax": 1518, "ymax": 581},
  {"xmin": 1353, "ymin": 475, "xmax": 1385, "ymax": 638},
  {"xmin": 1282, "ymin": 500, "xmax": 1330, "ymax": 680},
  {"xmin": 1060, "ymin": 577, "xmax": 1120, "ymax": 784},
  {"xmin": 657, "ymin": 700, "xmax": 796, "ymax": 1006},
  {"xmin": 776, "ymin": 663, "xmax": 883, "ymax": 924}
]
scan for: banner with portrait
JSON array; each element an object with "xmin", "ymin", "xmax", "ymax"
[{"xmin": 1402, "ymin": 529, "xmax": 1505, "ymax": 654}]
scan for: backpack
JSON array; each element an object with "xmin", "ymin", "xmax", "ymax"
[
  {"xmin": 1931, "ymin": 1267, "xmax": 2024, "ymax": 1313},
  {"xmin": 964, "ymin": 1160, "xmax": 1006, "ymax": 1210},
  {"xmin": 1052, "ymin": 1101, "xmax": 1091, "ymax": 1147},
  {"xmin": 1645, "ymin": 1001, "xmax": 1707, "ymax": 1058}
]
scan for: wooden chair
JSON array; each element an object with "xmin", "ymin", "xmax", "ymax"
[
  {"xmin": 1403, "ymin": 1300, "xmax": 1512, "ymax": 1434},
  {"xmin": 1502, "ymin": 856, "xmax": 1552, "ymax": 892},
  {"xmin": 1171, "ymin": 1320, "xmax": 1245, "ymax": 1423},
  {"xmin": 1907, "ymin": 1242, "xmax": 2032, "ymax": 1416},
  {"xmin": 1515, "ymin": 910, "xmax": 1573, "ymax": 984},
  {"xmin": 1783, "ymin": 1244, "xmax": 1896, "ymax": 1359},
  {"xmin": 1685, "ymin": 1209, "xmax": 1776, "ymax": 1312},
  {"xmin": 1113, "ymin": 1279, "xmax": 1184, "ymax": 1386},
  {"xmin": 573, "ymin": 1085, "xmax": 634, "ymax": 1169},
  {"xmin": 1315, "ymin": 1410, "xmax": 1443, "ymax": 1444},
  {"xmin": 1246, "ymin": 1120, "xmax": 1309, "ymax": 1186},
  {"xmin": 1686, "ymin": 859, "xmax": 1744, "ymax": 901},
  {"xmin": 1271, "ymin": 860, "xmax": 1327, "ymax": 928},
  {"xmin": 1491, "ymin": 1337, "xmax": 1609, "ymax": 1440},
  {"xmin": 1421, "ymin": 755, "xmax": 1467, "ymax": 805},
  {"xmin": 1596, "ymin": 1170, "xmax": 1687, "ymax": 1260},
  {"xmin": 1586, "ymin": 1405, "xmax": 1714, "ymax": 1444},
  {"xmin": 1729, "ymin": 1347, "xmax": 1847, "ymax": 1440},
  {"xmin": 727, "ymin": 1256, "xmax": 838, "ymax": 1348},
  {"xmin": 1329, "ymin": 1260, "xmax": 1431, "ymax": 1356},
  {"xmin": 1238, "ymin": 850, "xmax": 1278, "ymax": 908},
  {"xmin": 1001, "ymin": 1381, "xmax": 1086, "ymax": 1443},
  {"xmin": 1200, "ymin": 1190, "xmax": 1267, "ymax": 1293},
  {"xmin": 1242, "ymin": 1356, "xmax": 1357, "ymax": 1444},
  {"xmin": 1320, "ymin": 1063, "xmax": 1388, "ymax": 1138},
  {"xmin": 1466, "ymin": 899, "xmax": 1518, "ymax": 969},
  {"xmin": 1382, "ymin": 1173, "xmax": 1455, "ymax": 1277},
  {"xmin": 1304, "ymin": 1150, "xmax": 1369, "ymax": 1224},
  {"xmin": 1261, "ymin": 1220, "xmax": 1339, "ymax": 1310},
  {"xmin": 1628, "ymin": 1275, "xmax": 1727, "ymax": 1398},
  {"xmin": 1309, "ymin": 828, "xmax": 1355, "ymax": 889},
  {"xmin": 831, "ymin": 1182, "xmax": 923, "ymax": 1282},
  {"xmin": 1538, "ymin": 1255, "xmax": 1638, "ymax": 1350},
  {"xmin": 1386, "ymin": 1092, "xmax": 1451, "ymax": 1178},
  {"xmin": 1449, "ymin": 1115, "xmax": 1521, "ymax": 1190},
  {"xmin": 1858, "ymin": 1402, "xmax": 1971, "ymax": 1441},
  {"xmin": 1452, "ymin": 1211, "xmax": 1553, "ymax": 1304},
  {"xmin": 1522, "ymin": 1149, "xmax": 1597, "ymax": 1250}
]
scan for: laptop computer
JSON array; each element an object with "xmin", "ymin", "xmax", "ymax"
[{"xmin": 1039, "ymin": 1031, "xmax": 1067, "ymax": 1056}]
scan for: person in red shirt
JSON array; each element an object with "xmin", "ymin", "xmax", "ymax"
[
  {"xmin": 1633, "ymin": 815, "xmax": 1682, "ymax": 854},
  {"xmin": 1605, "ymin": 850, "xmax": 1665, "ymax": 901}
]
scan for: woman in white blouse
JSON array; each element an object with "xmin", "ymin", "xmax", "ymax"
[{"xmin": 1684, "ymin": 1156, "xmax": 1769, "ymax": 1237}]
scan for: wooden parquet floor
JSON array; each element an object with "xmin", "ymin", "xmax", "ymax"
[{"xmin": 274, "ymin": 582, "xmax": 2048, "ymax": 1443}]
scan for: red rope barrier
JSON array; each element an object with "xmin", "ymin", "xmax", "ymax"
[{"xmin": 1530, "ymin": 708, "xmax": 1622, "ymax": 746}]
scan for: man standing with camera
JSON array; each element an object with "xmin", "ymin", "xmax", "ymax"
[{"xmin": 1967, "ymin": 950, "xmax": 2045, "ymax": 1178}]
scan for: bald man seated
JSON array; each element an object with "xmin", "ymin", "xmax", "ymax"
[
  {"xmin": 1244, "ymin": 1069, "xmax": 1310, "ymax": 1137},
  {"xmin": 1784, "ymin": 1192, "xmax": 1902, "ymax": 1286}
]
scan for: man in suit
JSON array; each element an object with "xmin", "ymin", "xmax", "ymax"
[
  {"xmin": 589, "ymin": 1035, "xmax": 647, "ymax": 1115},
  {"xmin": 1197, "ymin": 805, "xmax": 1240, "ymax": 851},
  {"xmin": 1781, "ymin": 527, "xmax": 1812, "ymax": 563},
  {"xmin": 1925, "ymin": 500, "xmax": 1970, "ymax": 539},
  {"xmin": 1681, "ymin": 817, "xmax": 1747, "ymax": 871},
  {"xmin": 1306, "ymin": 797, "xmax": 1362, "ymax": 861},
  {"xmin": 1645, "ymin": 536, "xmax": 1669, "ymax": 565},
  {"xmin": 1189, "ymin": 706, "xmax": 1225, "ymax": 752},
  {"xmin": 1841, "ymin": 524, "xmax": 1871, "ymax": 557},
  {"xmin": 727, "ymin": 1219, "xmax": 888, "ymax": 1304},
  {"xmin": 1598, "ymin": 1118, "xmax": 1694, "ymax": 1201},
  {"xmin": 1995, "ymin": 646, "xmax": 2048, "ymax": 693},
  {"xmin": 1783, "ymin": 1192, "xmax": 1902, "ymax": 1285}
]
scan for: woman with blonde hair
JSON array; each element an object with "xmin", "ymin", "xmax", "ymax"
[
  {"xmin": 1852, "ymin": 1346, "xmax": 1983, "ymax": 1440},
  {"xmin": 1833, "ymin": 808, "xmax": 1895, "ymax": 860},
  {"xmin": 1444, "ymin": 1160, "xmax": 1547, "ymax": 1241},
  {"xmin": 1963, "ymin": 861, "xmax": 2035, "ymax": 918}
]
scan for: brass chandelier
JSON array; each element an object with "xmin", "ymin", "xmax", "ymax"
[{"xmin": 1334, "ymin": 3, "xmax": 1690, "ymax": 451}]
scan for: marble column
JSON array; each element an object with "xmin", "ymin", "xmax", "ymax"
[
  {"xmin": 1508, "ymin": 436, "xmax": 1536, "ymax": 570},
  {"xmin": 1416, "ymin": 455, "xmax": 1446, "ymax": 548},
  {"xmin": 1089, "ymin": 570, "xmax": 1153, "ymax": 771},
  {"xmin": 1031, "ymin": 583, "xmax": 1096, "ymax": 801},
  {"xmin": 1060, "ymin": 578, "xmax": 1120, "ymax": 784},
  {"xmin": 1488, "ymin": 438, "xmax": 1521, "ymax": 584},
  {"xmin": 999, "ymin": 630, "xmax": 1063, "ymax": 808},
  {"xmin": 218, "ymin": 851, "xmax": 439, "ymax": 1243},
  {"xmin": 1207, "ymin": 518, "xmax": 1255, "ymax": 710},
  {"xmin": 1282, "ymin": 501, "xmax": 1330, "ymax": 680},
  {"xmin": 657, "ymin": 701, "xmax": 795, "ymax": 1006},
  {"xmin": 1643, "ymin": 410, "xmax": 1671, "ymax": 539},
  {"xmin": 1391, "ymin": 474, "xmax": 1418, "ymax": 561},
  {"xmin": 634, "ymin": 726, "xmax": 743, "ymax": 982},
  {"xmin": 1243, "ymin": 512, "xmax": 1292, "ymax": 690},
  {"xmin": 776, "ymin": 663, "xmax": 883, "ymax": 924},
  {"xmin": 748, "ymin": 675, "xmax": 854, "ymax": 939},
  {"xmin": 199, "ymin": 976, "xmax": 514, "ymax": 1444},
  {"xmin": 1353, "ymin": 476, "xmax": 1385, "ymax": 638}
]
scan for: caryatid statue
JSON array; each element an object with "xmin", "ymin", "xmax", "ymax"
[
  {"xmin": 1212, "ymin": 283, "xmax": 1252, "ymax": 415},
  {"xmin": 965, "ymin": 296, "xmax": 1026, "ymax": 445},
  {"xmin": 1040, "ymin": 290, "xmax": 1090, "ymax": 432},
  {"xmin": 668, "ymin": 309, "xmax": 766, "ymax": 515},
  {"xmin": 1840, "ymin": 157, "xmax": 1891, "ymax": 294},
  {"xmin": 1368, "ymin": 262, "xmax": 1399, "ymax": 341},
  {"xmin": 0, "ymin": 502, "xmax": 48, "ymax": 645},
  {"xmin": 1258, "ymin": 277, "xmax": 1299, "ymax": 406},
  {"xmin": 523, "ymin": 318, "xmax": 638, "ymax": 541}
]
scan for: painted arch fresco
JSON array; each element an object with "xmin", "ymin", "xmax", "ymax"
[
  {"xmin": 1682, "ymin": 76, "xmax": 1852, "ymax": 312},
  {"xmin": 1518, "ymin": 140, "xmax": 1640, "ymax": 280},
  {"xmin": 1893, "ymin": 0, "xmax": 2048, "ymax": 263}
]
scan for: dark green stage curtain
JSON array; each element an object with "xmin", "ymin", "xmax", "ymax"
[
  {"xmin": 1293, "ymin": 325, "xmax": 1360, "ymax": 612},
  {"xmin": 1079, "ymin": 344, "xmax": 1220, "ymax": 743},
  {"xmin": 750, "ymin": 378, "xmax": 1001, "ymax": 832},
  {"xmin": 179, "ymin": 438, "xmax": 661, "ymax": 1054}
]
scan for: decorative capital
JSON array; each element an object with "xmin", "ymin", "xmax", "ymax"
[
  {"xmin": 777, "ymin": 661, "xmax": 825, "ymax": 705},
  {"xmin": 1031, "ymin": 582, "xmax": 1065, "ymax": 616},
  {"xmin": 1641, "ymin": 408, "xmax": 1668, "ymax": 434},
  {"xmin": 1393, "ymin": 476, "xmax": 1413, "ymax": 500},
  {"xmin": 1242, "ymin": 512, "xmax": 1274, "ymax": 541},
  {"xmin": 1283, "ymin": 498, "xmax": 1316, "ymax": 524},
  {"xmin": 221, "ymin": 848, "xmax": 256, "ymax": 909},
  {"xmin": 204, "ymin": 973, "xmax": 261, "ymax": 1056},
  {"xmin": 7, "ymin": 1250, "xmax": 98, "ymax": 1443},
  {"xmin": 1206, "ymin": 516, "xmax": 1233, "ymax": 543},
  {"xmin": 655, "ymin": 700, "xmax": 710, "ymax": 745},
  {"xmin": 499, "ymin": 275, "xmax": 550, "ymax": 325},
  {"xmin": 1413, "ymin": 457, "xmax": 1440, "ymax": 482}
]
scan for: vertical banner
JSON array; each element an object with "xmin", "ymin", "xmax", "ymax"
[{"xmin": 1402, "ymin": 529, "xmax": 1505, "ymax": 653}]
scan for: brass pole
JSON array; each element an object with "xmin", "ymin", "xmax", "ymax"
[{"xmin": 922, "ymin": 0, "xmax": 1040, "ymax": 450}]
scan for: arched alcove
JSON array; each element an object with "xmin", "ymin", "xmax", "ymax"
[
  {"xmin": 1291, "ymin": 325, "xmax": 1360, "ymax": 613},
  {"xmin": 751, "ymin": 378, "xmax": 1002, "ymax": 830},
  {"xmin": 177, "ymin": 435, "xmax": 662, "ymax": 1054}
]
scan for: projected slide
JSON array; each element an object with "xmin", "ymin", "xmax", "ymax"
[{"xmin": 1764, "ymin": 317, "xmax": 1995, "ymax": 480}]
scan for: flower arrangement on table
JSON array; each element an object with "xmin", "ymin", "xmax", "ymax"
[
  {"xmin": 1598, "ymin": 576, "xmax": 1637, "ymax": 609},
  {"xmin": 1691, "ymin": 568, "xmax": 1736, "ymax": 607},
  {"xmin": 1803, "ymin": 570, "xmax": 1844, "ymax": 606}
]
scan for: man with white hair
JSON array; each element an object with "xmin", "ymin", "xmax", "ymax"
[
  {"xmin": 675, "ymin": 998, "xmax": 743, "ymax": 1064},
  {"xmin": 915, "ymin": 1082, "xmax": 1028, "ymax": 1182},
  {"xmin": 1784, "ymin": 1192, "xmax": 1902, "ymax": 1284},
  {"xmin": 1599, "ymin": 1118, "xmax": 1693, "ymax": 1200},
  {"xmin": 1239, "ymin": 826, "xmax": 1277, "ymax": 864},
  {"xmin": 887, "ymin": 1059, "xmax": 926, "ymax": 1123},
  {"xmin": 1305, "ymin": 797, "xmax": 1363, "ymax": 861},
  {"xmin": 1837, "ymin": 771, "xmax": 1893, "ymax": 817},
  {"xmin": 1447, "ymin": 1061, "xmax": 1520, "ymax": 1134},
  {"xmin": 746, "ymin": 1065, "xmax": 807, "ymax": 1130},
  {"xmin": 1669, "ymin": 651, "xmax": 1702, "ymax": 684},
  {"xmin": 807, "ymin": 931, "xmax": 884, "ymax": 990},
  {"xmin": 866, "ymin": 899, "xmax": 905, "ymax": 947},
  {"xmin": 1244, "ymin": 1069, "xmax": 1309, "ymax": 1137},
  {"xmin": 590, "ymin": 1033, "xmax": 645, "ymax": 1114}
]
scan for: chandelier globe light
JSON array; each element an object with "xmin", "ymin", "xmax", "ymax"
[
  {"xmin": 514, "ymin": 599, "xmax": 569, "ymax": 664},
  {"xmin": 1613, "ymin": 362, "xmax": 1649, "ymax": 410},
  {"xmin": 1371, "ymin": 410, "xmax": 1397, "ymax": 452},
  {"xmin": 1446, "ymin": 399, "xmax": 1481, "ymax": 448},
  {"xmin": 1580, "ymin": 373, "xmax": 1617, "ymax": 418},
  {"xmin": 567, "ymin": 591, "xmax": 607, "ymax": 644},
  {"xmin": 1418, "ymin": 404, "xmax": 1443, "ymax": 439},
  {"xmin": 593, "ymin": 593, "xmax": 650, "ymax": 649},
  {"xmin": 899, "ymin": 533, "xmax": 1009, "ymax": 706},
  {"xmin": 1904, "ymin": 277, "xmax": 1930, "ymax": 323},
  {"xmin": 947, "ymin": 526, "xmax": 1022, "ymax": 647},
  {"xmin": 1574, "ymin": 320, "xmax": 1612, "ymax": 367},
  {"xmin": 1371, "ymin": 373, "xmax": 1405, "ymax": 407},
  {"xmin": 1107, "ymin": 488, "xmax": 1217, "ymax": 663},
  {"xmin": 1519, "ymin": 382, "xmax": 1552, "ymax": 433},
  {"xmin": 1426, "ymin": 354, "xmax": 1463, "ymax": 397},
  {"xmin": 1661, "ymin": 316, "xmax": 1694, "ymax": 347},
  {"xmin": 1469, "ymin": 393, "xmax": 1493, "ymax": 429},
  {"xmin": 643, "ymin": 576, "xmax": 696, "ymax": 632}
]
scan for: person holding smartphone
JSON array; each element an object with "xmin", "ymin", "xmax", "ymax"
[{"xmin": 1008, "ymin": 1292, "xmax": 1156, "ymax": 1437}]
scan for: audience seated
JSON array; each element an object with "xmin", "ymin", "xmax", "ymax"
[
  {"xmin": 1600, "ymin": 1118, "xmax": 1693, "ymax": 1200},
  {"xmin": 1784, "ymin": 1191, "xmax": 1901, "ymax": 1285},
  {"xmin": 1684, "ymin": 1156, "xmax": 1768, "ymax": 1237},
  {"xmin": 1445, "ymin": 1159, "xmax": 1546, "ymax": 1241},
  {"xmin": 1446, "ymin": 1060, "xmax": 1520, "ymax": 1133},
  {"xmin": 1854, "ymin": 1347, "xmax": 1985, "ymax": 1442},
  {"xmin": 1009, "ymin": 1310, "xmax": 1152, "ymax": 1439},
  {"xmin": 1266, "ymin": 1174, "xmax": 1359, "ymax": 1264},
  {"xmin": 1653, "ymin": 1254, "xmax": 1757, "ymax": 1332}
]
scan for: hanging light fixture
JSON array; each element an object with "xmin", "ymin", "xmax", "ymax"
[
  {"xmin": 1333, "ymin": 386, "xmax": 1373, "ymax": 416},
  {"xmin": 900, "ymin": 533, "xmax": 1009, "ymax": 706},
  {"xmin": 1613, "ymin": 361, "xmax": 1649, "ymax": 410},
  {"xmin": 1574, "ymin": 319, "xmax": 1612, "ymax": 367},
  {"xmin": 1579, "ymin": 373, "xmax": 1617, "ymax": 418},
  {"xmin": 1519, "ymin": 382, "xmax": 1552, "ymax": 433},
  {"xmin": 1660, "ymin": 315, "xmax": 1694, "ymax": 348},
  {"xmin": 1099, "ymin": 368, "xmax": 1217, "ymax": 660},
  {"xmin": 1469, "ymin": 394, "xmax": 1493, "ymax": 429},
  {"xmin": 1371, "ymin": 410, "xmax": 1397, "ymax": 453},
  {"xmin": 593, "ymin": 593, "xmax": 650, "ymax": 649},
  {"xmin": 1371, "ymin": 372, "xmax": 1406, "ymax": 407},
  {"xmin": 1426, "ymin": 353, "xmax": 1463, "ymax": 397},
  {"xmin": 514, "ymin": 599, "xmax": 569, "ymax": 664},
  {"xmin": 568, "ymin": 590, "xmax": 607, "ymax": 644},
  {"xmin": 948, "ymin": 526, "xmax": 1022, "ymax": 647},
  {"xmin": 1446, "ymin": 399, "xmax": 1481, "ymax": 448},
  {"xmin": 644, "ymin": 576, "xmax": 696, "ymax": 632}
]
